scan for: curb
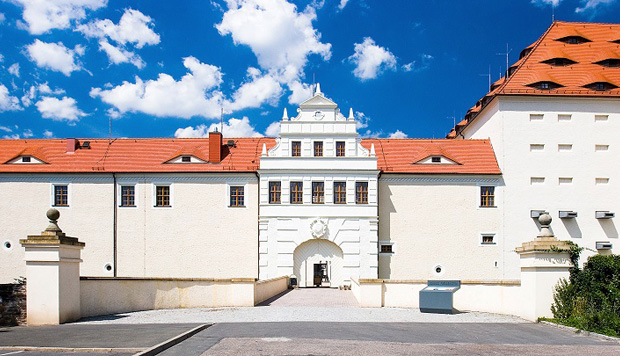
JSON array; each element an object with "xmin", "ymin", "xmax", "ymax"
[
  {"xmin": 0, "ymin": 346, "xmax": 144, "ymax": 353},
  {"xmin": 134, "ymin": 323, "xmax": 211, "ymax": 356},
  {"xmin": 539, "ymin": 320, "xmax": 620, "ymax": 343}
]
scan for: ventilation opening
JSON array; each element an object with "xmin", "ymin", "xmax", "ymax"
[
  {"xmin": 584, "ymin": 82, "xmax": 618, "ymax": 91},
  {"xmin": 181, "ymin": 156, "xmax": 191, "ymax": 162},
  {"xmin": 594, "ymin": 59, "xmax": 620, "ymax": 68},
  {"xmin": 556, "ymin": 36, "xmax": 591, "ymax": 44},
  {"xmin": 21, "ymin": 156, "xmax": 31, "ymax": 163},
  {"xmin": 527, "ymin": 81, "xmax": 563, "ymax": 90},
  {"xmin": 542, "ymin": 58, "xmax": 577, "ymax": 66}
]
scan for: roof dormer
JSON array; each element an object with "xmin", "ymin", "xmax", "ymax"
[
  {"xmin": 556, "ymin": 35, "xmax": 591, "ymax": 44},
  {"xmin": 166, "ymin": 155, "xmax": 207, "ymax": 164},
  {"xmin": 594, "ymin": 58, "xmax": 620, "ymax": 68},
  {"xmin": 414, "ymin": 155, "xmax": 459, "ymax": 165},
  {"xmin": 541, "ymin": 57, "xmax": 577, "ymax": 67},
  {"xmin": 5, "ymin": 155, "xmax": 46, "ymax": 165},
  {"xmin": 584, "ymin": 81, "xmax": 619, "ymax": 91},
  {"xmin": 527, "ymin": 81, "xmax": 563, "ymax": 90}
]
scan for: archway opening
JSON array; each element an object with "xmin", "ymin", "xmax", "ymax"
[{"xmin": 293, "ymin": 239, "xmax": 344, "ymax": 288}]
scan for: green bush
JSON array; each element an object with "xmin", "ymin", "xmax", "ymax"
[{"xmin": 551, "ymin": 253, "xmax": 620, "ymax": 337}]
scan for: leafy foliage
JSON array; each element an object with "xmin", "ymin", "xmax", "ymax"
[{"xmin": 551, "ymin": 253, "xmax": 620, "ymax": 337}]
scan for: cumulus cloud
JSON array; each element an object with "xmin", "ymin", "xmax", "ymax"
[
  {"xmin": 401, "ymin": 54, "xmax": 433, "ymax": 73},
  {"xmin": 26, "ymin": 39, "xmax": 83, "ymax": 76},
  {"xmin": 576, "ymin": 0, "xmax": 616, "ymax": 12},
  {"xmin": 348, "ymin": 37, "xmax": 397, "ymax": 80},
  {"xmin": 8, "ymin": 63, "xmax": 20, "ymax": 77},
  {"xmin": 0, "ymin": 84, "xmax": 22, "ymax": 112},
  {"xmin": 217, "ymin": 0, "xmax": 331, "ymax": 104},
  {"xmin": 225, "ymin": 68, "xmax": 283, "ymax": 111},
  {"xmin": 21, "ymin": 82, "xmax": 65, "ymax": 107},
  {"xmin": 388, "ymin": 130, "xmax": 408, "ymax": 139},
  {"xmin": 90, "ymin": 56, "xmax": 224, "ymax": 119},
  {"xmin": 265, "ymin": 121, "xmax": 281, "ymax": 136},
  {"xmin": 174, "ymin": 117, "xmax": 263, "ymax": 138},
  {"xmin": 78, "ymin": 9, "xmax": 160, "ymax": 48},
  {"xmin": 35, "ymin": 96, "xmax": 86, "ymax": 123},
  {"xmin": 98, "ymin": 40, "xmax": 144, "ymax": 68},
  {"xmin": 338, "ymin": 0, "xmax": 350, "ymax": 10},
  {"xmin": 287, "ymin": 81, "xmax": 314, "ymax": 104},
  {"xmin": 531, "ymin": 0, "xmax": 561, "ymax": 6},
  {"xmin": 11, "ymin": 0, "xmax": 107, "ymax": 35},
  {"xmin": 43, "ymin": 130, "xmax": 54, "ymax": 138},
  {"xmin": 0, "ymin": 12, "xmax": 5, "ymax": 23}
]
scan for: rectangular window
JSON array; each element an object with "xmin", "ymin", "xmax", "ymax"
[
  {"xmin": 380, "ymin": 244, "xmax": 393, "ymax": 253},
  {"xmin": 558, "ymin": 114, "xmax": 572, "ymax": 122},
  {"xmin": 334, "ymin": 182, "xmax": 346, "ymax": 204},
  {"xmin": 531, "ymin": 177, "xmax": 545, "ymax": 184},
  {"xmin": 595, "ymin": 144, "xmax": 609, "ymax": 152},
  {"xmin": 558, "ymin": 144, "xmax": 572, "ymax": 152},
  {"xmin": 530, "ymin": 144, "xmax": 544, "ymax": 151},
  {"xmin": 431, "ymin": 156, "xmax": 441, "ymax": 163},
  {"xmin": 155, "ymin": 186, "xmax": 170, "ymax": 207},
  {"xmin": 120, "ymin": 186, "xmax": 135, "ymax": 207},
  {"xmin": 290, "ymin": 182, "xmax": 303, "ymax": 204},
  {"xmin": 22, "ymin": 156, "xmax": 31, "ymax": 163},
  {"xmin": 181, "ymin": 156, "xmax": 191, "ymax": 162},
  {"xmin": 269, "ymin": 182, "xmax": 281, "ymax": 204},
  {"xmin": 480, "ymin": 186, "xmax": 495, "ymax": 207},
  {"xmin": 229, "ymin": 186, "xmax": 244, "ymax": 207},
  {"xmin": 530, "ymin": 114, "xmax": 544, "ymax": 121},
  {"xmin": 54, "ymin": 185, "xmax": 68, "ymax": 206},
  {"xmin": 559, "ymin": 177, "xmax": 573, "ymax": 185},
  {"xmin": 596, "ymin": 178, "xmax": 610, "ymax": 185},
  {"xmin": 312, "ymin": 182, "xmax": 324, "ymax": 204},
  {"xmin": 336, "ymin": 141, "xmax": 345, "ymax": 157},
  {"xmin": 595, "ymin": 115, "xmax": 609, "ymax": 122},
  {"xmin": 356, "ymin": 182, "xmax": 368, "ymax": 204},
  {"xmin": 291, "ymin": 141, "xmax": 301, "ymax": 157},
  {"xmin": 314, "ymin": 141, "xmax": 323, "ymax": 157},
  {"xmin": 481, "ymin": 234, "xmax": 495, "ymax": 245}
]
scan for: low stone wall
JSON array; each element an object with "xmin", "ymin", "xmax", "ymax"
[
  {"xmin": 80, "ymin": 277, "xmax": 256, "ymax": 318},
  {"xmin": 0, "ymin": 282, "xmax": 26, "ymax": 326},
  {"xmin": 352, "ymin": 278, "xmax": 523, "ymax": 317},
  {"xmin": 254, "ymin": 276, "xmax": 288, "ymax": 305}
]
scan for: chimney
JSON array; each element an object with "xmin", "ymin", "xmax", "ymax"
[
  {"xmin": 208, "ymin": 131, "xmax": 223, "ymax": 163},
  {"xmin": 66, "ymin": 138, "xmax": 78, "ymax": 153}
]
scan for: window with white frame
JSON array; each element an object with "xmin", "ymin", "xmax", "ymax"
[
  {"xmin": 481, "ymin": 233, "xmax": 496, "ymax": 245},
  {"xmin": 120, "ymin": 185, "xmax": 135, "ymax": 207},
  {"xmin": 229, "ymin": 186, "xmax": 245, "ymax": 207},
  {"xmin": 155, "ymin": 185, "xmax": 171, "ymax": 207},
  {"xmin": 53, "ymin": 185, "xmax": 69, "ymax": 207}
]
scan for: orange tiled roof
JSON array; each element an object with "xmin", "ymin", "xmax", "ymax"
[
  {"xmin": 448, "ymin": 21, "xmax": 620, "ymax": 138},
  {"xmin": 0, "ymin": 137, "xmax": 500, "ymax": 175}
]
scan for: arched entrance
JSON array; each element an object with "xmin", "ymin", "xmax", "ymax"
[{"xmin": 293, "ymin": 239, "xmax": 344, "ymax": 288}]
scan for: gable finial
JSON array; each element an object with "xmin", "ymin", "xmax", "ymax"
[
  {"xmin": 315, "ymin": 82, "xmax": 322, "ymax": 95},
  {"xmin": 261, "ymin": 143, "xmax": 267, "ymax": 156},
  {"xmin": 282, "ymin": 108, "xmax": 288, "ymax": 121},
  {"xmin": 370, "ymin": 143, "xmax": 376, "ymax": 157},
  {"xmin": 348, "ymin": 108, "xmax": 354, "ymax": 120}
]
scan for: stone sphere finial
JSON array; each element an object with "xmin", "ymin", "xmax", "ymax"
[
  {"xmin": 45, "ymin": 208, "xmax": 62, "ymax": 233},
  {"xmin": 537, "ymin": 213, "xmax": 554, "ymax": 238}
]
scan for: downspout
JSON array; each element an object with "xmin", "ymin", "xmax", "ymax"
[{"xmin": 113, "ymin": 173, "xmax": 118, "ymax": 277}]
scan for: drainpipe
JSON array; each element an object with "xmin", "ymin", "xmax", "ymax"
[{"xmin": 113, "ymin": 173, "xmax": 118, "ymax": 277}]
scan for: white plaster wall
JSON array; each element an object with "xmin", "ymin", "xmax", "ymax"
[
  {"xmin": 115, "ymin": 174, "xmax": 258, "ymax": 279},
  {"xmin": 0, "ymin": 178, "xmax": 114, "ymax": 283},
  {"xmin": 378, "ymin": 176, "xmax": 504, "ymax": 281},
  {"xmin": 254, "ymin": 276, "xmax": 288, "ymax": 305},
  {"xmin": 463, "ymin": 96, "xmax": 620, "ymax": 276}
]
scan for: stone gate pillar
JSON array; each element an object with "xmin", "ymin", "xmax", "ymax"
[
  {"xmin": 516, "ymin": 213, "xmax": 571, "ymax": 321},
  {"xmin": 20, "ymin": 209, "xmax": 85, "ymax": 325}
]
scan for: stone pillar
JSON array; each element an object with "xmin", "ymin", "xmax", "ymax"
[
  {"xmin": 516, "ymin": 213, "xmax": 571, "ymax": 321},
  {"xmin": 20, "ymin": 209, "xmax": 85, "ymax": 325}
]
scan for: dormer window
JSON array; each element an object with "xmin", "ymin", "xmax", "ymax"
[
  {"xmin": 431, "ymin": 156, "xmax": 441, "ymax": 163},
  {"xmin": 165, "ymin": 154, "xmax": 206, "ymax": 164},
  {"xmin": 585, "ymin": 82, "xmax": 618, "ymax": 91},
  {"xmin": 181, "ymin": 156, "xmax": 191, "ymax": 162},
  {"xmin": 22, "ymin": 156, "xmax": 31, "ymax": 163},
  {"xmin": 595, "ymin": 59, "xmax": 620, "ymax": 68},
  {"xmin": 556, "ymin": 36, "xmax": 591, "ymax": 44},
  {"xmin": 5, "ymin": 155, "xmax": 45, "ymax": 164},
  {"xmin": 527, "ymin": 81, "xmax": 563, "ymax": 90},
  {"xmin": 542, "ymin": 58, "xmax": 577, "ymax": 67},
  {"xmin": 519, "ymin": 47, "xmax": 533, "ymax": 59}
]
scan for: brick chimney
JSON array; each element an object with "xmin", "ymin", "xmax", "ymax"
[
  {"xmin": 66, "ymin": 138, "xmax": 78, "ymax": 153},
  {"xmin": 208, "ymin": 131, "xmax": 223, "ymax": 163}
]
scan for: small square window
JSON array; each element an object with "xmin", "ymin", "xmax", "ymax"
[
  {"xmin": 291, "ymin": 141, "xmax": 301, "ymax": 157},
  {"xmin": 230, "ymin": 186, "xmax": 244, "ymax": 207},
  {"xmin": 380, "ymin": 244, "xmax": 393, "ymax": 253},
  {"xmin": 120, "ymin": 186, "xmax": 135, "ymax": 207},
  {"xmin": 431, "ymin": 156, "xmax": 441, "ymax": 163},
  {"xmin": 181, "ymin": 156, "xmax": 191, "ymax": 162},
  {"xmin": 22, "ymin": 156, "xmax": 31, "ymax": 163},
  {"xmin": 314, "ymin": 141, "xmax": 323, "ymax": 157},
  {"xmin": 336, "ymin": 141, "xmax": 346, "ymax": 157},
  {"xmin": 481, "ymin": 234, "xmax": 495, "ymax": 245},
  {"xmin": 480, "ymin": 186, "xmax": 495, "ymax": 207},
  {"xmin": 155, "ymin": 186, "xmax": 170, "ymax": 207},
  {"xmin": 54, "ymin": 185, "xmax": 68, "ymax": 206}
]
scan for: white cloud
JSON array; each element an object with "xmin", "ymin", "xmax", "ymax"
[
  {"xmin": 265, "ymin": 121, "xmax": 280, "ymax": 136},
  {"xmin": 0, "ymin": 126, "xmax": 11, "ymax": 133},
  {"xmin": 35, "ymin": 96, "xmax": 86, "ymax": 123},
  {"xmin": 77, "ymin": 9, "xmax": 160, "ymax": 48},
  {"xmin": 0, "ymin": 84, "xmax": 22, "ymax": 112},
  {"xmin": 25, "ymin": 39, "xmax": 83, "ymax": 76},
  {"xmin": 37, "ymin": 82, "xmax": 65, "ymax": 95},
  {"xmin": 174, "ymin": 117, "xmax": 263, "ymax": 138},
  {"xmin": 388, "ymin": 130, "xmax": 408, "ymax": 139},
  {"xmin": 348, "ymin": 37, "xmax": 397, "ymax": 80},
  {"xmin": 11, "ymin": 0, "xmax": 107, "ymax": 35},
  {"xmin": 90, "ymin": 56, "xmax": 224, "ymax": 119},
  {"xmin": 338, "ymin": 0, "xmax": 350, "ymax": 10},
  {"xmin": 21, "ymin": 82, "xmax": 65, "ymax": 107},
  {"xmin": 3, "ymin": 134, "xmax": 20, "ymax": 139},
  {"xmin": 43, "ymin": 130, "xmax": 54, "ymax": 138},
  {"xmin": 98, "ymin": 40, "xmax": 144, "ymax": 68},
  {"xmin": 355, "ymin": 111, "xmax": 370, "ymax": 129},
  {"xmin": 0, "ymin": 54, "xmax": 3, "ymax": 62},
  {"xmin": 0, "ymin": 12, "xmax": 5, "ymax": 23},
  {"xmin": 217, "ymin": 0, "xmax": 331, "ymax": 103},
  {"xmin": 401, "ymin": 54, "xmax": 433, "ymax": 73},
  {"xmin": 22, "ymin": 129, "xmax": 33, "ymax": 138},
  {"xmin": 576, "ymin": 0, "xmax": 616, "ymax": 12},
  {"xmin": 225, "ymin": 68, "xmax": 283, "ymax": 111},
  {"xmin": 287, "ymin": 81, "xmax": 313, "ymax": 104},
  {"xmin": 531, "ymin": 0, "xmax": 561, "ymax": 6},
  {"xmin": 8, "ymin": 63, "xmax": 20, "ymax": 77}
]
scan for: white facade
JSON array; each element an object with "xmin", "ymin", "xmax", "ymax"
[
  {"xmin": 258, "ymin": 88, "xmax": 380, "ymax": 287},
  {"xmin": 461, "ymin": 96, "xmax": 620, "ymax": 275}
]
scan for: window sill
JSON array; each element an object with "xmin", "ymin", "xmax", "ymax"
[
  {"xmin": 153, "ymin": 205, "xmax": 172, "ymax": 208},
  {"xmin": 228, "ymin": 205, "xmax": 246, "ymax": 208},
  {"xmin": 479, "ymin": 206, "xmax": 497, "ymax": 208},
  {"xmin": 481, "ymin": 243, "xmax": 497, "ymax": 246},
  {"xmin": 119, "ymin": 205, "xmax": 137, "ymax": 208},
  {"xmin": 52, "ymin": 205, "xmax": 69, "ymax": 207}
]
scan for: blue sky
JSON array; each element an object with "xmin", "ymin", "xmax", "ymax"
[{"xmin": 0, "ymin": 0, "xmax": 619, "ymax": 140}]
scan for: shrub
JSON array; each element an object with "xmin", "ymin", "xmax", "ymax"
[{"xmin": 551, "ymin": 253, "xmax": 620, "ymax": 337}]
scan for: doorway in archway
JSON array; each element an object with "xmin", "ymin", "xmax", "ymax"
[{"xmin": 293, "ymin": 239, "xmax": 344, "ymax": 288}]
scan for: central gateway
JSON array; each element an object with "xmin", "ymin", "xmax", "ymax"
[{"xmin": 258, "ymin": 85, "xmax": 380, "ymax": 287}]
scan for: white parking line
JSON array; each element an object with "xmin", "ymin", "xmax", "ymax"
[{"xmin": 0, "ymin": 351, "xmax": 24, "ymax": 356}]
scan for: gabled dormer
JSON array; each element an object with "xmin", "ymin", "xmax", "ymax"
[
  {"xmin": 164, "ymin": 146, "xmax": 209, "ymax": 164},
  {"xmin": 5, "ymin": 155, "xmax": 46, "ymax": 164},
  {"xmin": 412, "ymin": 144, "xmax": 461, "ymax": 165},
  {"xmin": 415, "ymin": 155, "xmax": 459, "ymax": 165},
  {"xmin": 165, "ymin": 155, "xmax": 207, "ymax": 164}
]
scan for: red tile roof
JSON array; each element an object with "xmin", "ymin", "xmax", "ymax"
[
  {"xmin": 448, "ymin": 21, "xmax": 620, "ymax": 138},
  {"xmin": 0, "ymin": 137, "xmax": 500, "ymax": 175}
]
